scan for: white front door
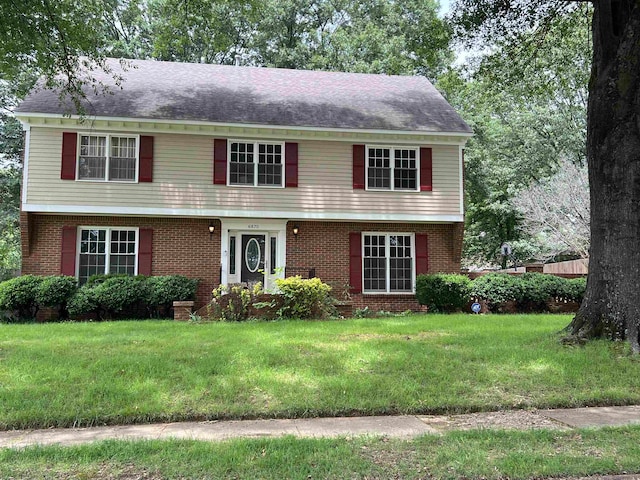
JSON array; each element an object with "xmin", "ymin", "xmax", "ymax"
[{"xmin": 221, "ymin": 219, "xmax": 287, "ymax": 291}]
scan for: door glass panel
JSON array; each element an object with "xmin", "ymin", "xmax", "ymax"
[
  {"xmin": 229, "ymin": 236, "xmax": 236, "ymax": 275},
  {"xmin": 270, "ymin": 237, "xmax": 277, "ymax": 274},
  {"xmin": 245, "ymin": 238, "xmax": 261, "ymax": 272}
]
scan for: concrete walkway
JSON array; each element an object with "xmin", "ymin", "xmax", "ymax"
[{"xmin": 1, "ymin": 405, "xmax": 640, "ymax": 449}]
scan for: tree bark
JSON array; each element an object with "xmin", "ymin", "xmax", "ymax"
[{"xmin": 567, "ymin": 0, "xmax": 640, "ymax": 352}]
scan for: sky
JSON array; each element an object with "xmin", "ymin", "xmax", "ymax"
[{"xmin": 439, "ymin": 0, "xmax": 452, "ymax": 17}]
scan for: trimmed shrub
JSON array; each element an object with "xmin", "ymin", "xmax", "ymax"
[
  {"xmin": 564, "ymin": 277, "xmax": 587, "ymax": 302},
  {"xmin": 0, "ymin": 275, "xmax": 44, "ymax": 322},
  {"xmin": 147, "ymin": 275, "xmax": 199, "ymax": 316},
  {"xmin": 470, "ymin": 273, "xmax": 522, "ymax": 311},
  {"xmin": 275, "ymin": 276, "xmax": 334, "ymax": 319},
  {"xmin": 35, "ymin": 275, "xmax": 77, "ymax": 319},
  {"xmin": 518, "ymin": 273, "xmax": 566, "ymax": 311},
  {"xmin": 67, "ymin": 284, "xmax": 100, "ymax": 318},
  {"xmin": 415, "ymin": 274, "xmax": 471, "ymax": 312},
  {"xmin": 92, "ymin": 275, "xmax": 150, "ymax": 318}
]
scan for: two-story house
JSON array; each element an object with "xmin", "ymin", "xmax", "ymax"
[{"xmin": 16, "ymin": 59, "xmax": 472, "ymax": 311}]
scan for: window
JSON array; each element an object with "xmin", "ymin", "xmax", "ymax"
[
  {"xmin": 363, "ymin": 233, "xmax": 414, "ymax": 293},
  {"xmin": 78, "ymin": 134, "xmax": 138, "ymax": 182},
  {"xmin": 229, "ymin": 141, "xmax": 283, "ymax": 187},
  {"xmin": 366, "ymin": 146, "xmax": 418, "ymax": 191},
  {"xmin": 270, "ymin": 236, "xmax": 277, "ymax": 274},
  {"xmin": 78, "ymin": 228, "xmax": 138, "ymax": 284}
]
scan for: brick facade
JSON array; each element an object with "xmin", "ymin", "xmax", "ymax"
[
  {"xmin": 22, "ymin": 215, "xmax": 462, "ymax": 313},
  {"xmin": 285, "ymin": 221, "xmax": 462, "ymax": 312},
  {"xmin": 21, "ymin": 214, "xmax": 221, "ymax": 307}
]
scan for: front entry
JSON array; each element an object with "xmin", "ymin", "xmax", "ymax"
[{"xmin": 241, "ymin": 234, "xmax": 265, "ymax": 284}]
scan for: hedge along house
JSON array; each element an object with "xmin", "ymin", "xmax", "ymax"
[{"xmin": 16, "ymin": 59, "xmax": 472, "ymax": 311}]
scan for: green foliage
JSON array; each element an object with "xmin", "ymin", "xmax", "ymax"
[
  {"xmin": 210, "ymin": 283, "xmax": 263, "ymax": 322},
  {"xmin": 91, "ymin": 275, "xmax": 149, "ymax": 316},
  {"xmin": 470, "ymin": 274, "xmax": 521, "ymax": 310},
  {"xmin": 0, "ymin": 275, "xmax": 43, "ymax": 321},
  {"xmin": 146, "ymin": 275, "xmax": 199, "ymax": 316},
  {"xmin": 564, "ymin": 277, "xmax": 587, "ymax": 303},
  {"xmin": 35, "ymin": 276, "xmax": 78, "ymax": 319},
  {"xmin": 439, "ymin": 9, "xmax": 590, "ymax": 266},
  {"xmin": 415, "ymin": 274, "xmax": 471, "ymax": 312},
  {"xmin": 471, "ymin": 273, "xmax": 587, "ymax": 312},
  {"xmin": 67, "ymin": 285, "xmax": 99, "ymax": 319},
  {"xmin": 275, "ymin": 276, "xmax": 334, "ymax": 319}
]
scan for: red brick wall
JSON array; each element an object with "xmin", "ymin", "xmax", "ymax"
[
  {"xmin": 285, "ymin": 221, "xmax": 461, "ymax": 312},
  {"xmin": 21, "ymin": 214, "xmax": 220, "ymax": 307},
  {"xmin": 22, "ymin": 215, "xmax": 462, "ymax": 313}
]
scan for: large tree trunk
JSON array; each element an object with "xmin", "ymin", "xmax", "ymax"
[{"xmin": 567, "ymin": 0, "xmax": 640, "ymax": 352}]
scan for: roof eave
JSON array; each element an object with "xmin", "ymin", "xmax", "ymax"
[{"xmin": 14, "ymin": 111, "xmax": 474, "ymax": 143}]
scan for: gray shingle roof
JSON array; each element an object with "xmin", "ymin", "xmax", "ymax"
[{"xmin": 17, "ymin": 59, "xmax": 472, "ymax": 134}]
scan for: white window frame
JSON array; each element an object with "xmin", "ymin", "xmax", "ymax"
[
  {"xmin": 76, "ymin": 226, "xmax": 139, "ymax": 282},
  {"xmin": 362, "ymin": 232, "xmax": 416, "ymax": 294},
  {"xmin": 365, "ymin": 145, "xmax": 420, "ymax": 192},
  {"xmin": 227, "ymin": 140, "xmax": 285, "ymax": 188},
  {"xmin": 76, "ymin": 133, "xmax": 140, "ymax": 183}
]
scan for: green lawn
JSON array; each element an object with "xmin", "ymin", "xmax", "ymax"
[
  {"xmin": 3, "ymin": 427, "xmax": 640, "ymax": 479},
  {"xmin": 2, "ymin": 314, "xmax": 640, "ymax": 430}
]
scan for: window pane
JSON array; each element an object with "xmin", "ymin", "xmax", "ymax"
[
  {"xmin": 389, "ymin": 235, "xmax": 413, "ymax": 292},
  {"xmin": 229, "ymin": 142, "xmax": 255, "ymax": 185},
  {"xmin": 394, "ymin": 149, "xmax": 417, "ymax": 190},
  {"xmin": 363, "ymin": 234, "xmax": 387, "ymax": 292},
  {"xmin": 78, "ymin": 135, "xmax": 106, "ymax": 180},
  {"xmin": 367, "ymin": 148, "xmax": 390, "ymax": 189},
  {"xmin": 78, "ymin": 228, "xmax": 108, "ymax": 284},
  {"xmin": 107, "ymin": 229, "xmax": 137, "ymax": 276},
  {"xmin": 257, "ymin": 143, "xmax": 283, "ymax": 186}
]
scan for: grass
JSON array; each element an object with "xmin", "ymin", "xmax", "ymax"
[
  {"xmin": 2, "ymin": 314, "xmax": 640, "ymax": 430},
  {"xmin": 3, "ymin": 427, "xmax": 640, "ymax": 479}
]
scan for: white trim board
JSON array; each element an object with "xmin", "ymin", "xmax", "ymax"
[
  {"xmin": 17, "ymin": 114, "xmax": 472, "ymax": 145},
  {"xmin": 22, "ymin": 203, "xmax": 464, "ymax": 223}
]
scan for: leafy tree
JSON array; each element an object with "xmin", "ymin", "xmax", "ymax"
[
  {"xmin": 440, "ymin": 8, "xmax": 589, "ymax": 267},
  {"xmin": 452, "ymin": 0, "xmax": 640, "ymax": 350}
]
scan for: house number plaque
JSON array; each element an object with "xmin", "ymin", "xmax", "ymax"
[{"xmin": 247, "ymin": 224, "xmax": 260, "ymax": 229}]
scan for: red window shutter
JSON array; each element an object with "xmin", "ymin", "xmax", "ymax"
[
  {"xmin": 285, "ymin": 142, "xmax": 298, "ymax": 187},
  {"xmin": 138, "ymin": 228, "xmax": 153, "ymax": 276},
  {"xmin": 349, "ymin": 232, "xmax": 362, "ymax": 293},
  {"xmin": 420, "ymin": 147, "xmax": 433, "ymax": 192},
  {"xmin": 214, "ymin": 139, "xmax": 228, "ymax": 185},
  {"xmin": 139, "ymin": 136, "xmax": 154, "ymax": 182},
  {"xmin": 60, "ymin": 226, "xmax": 77, "ymax": 276},
  {"xmin": 415, "ymin": 233, "xmax": 429, "ymax": 275},
  {"xmin": 353, "ymin": 145, "xmax": 365, "ymax": 189},
  {"xmin": 61, "ymin": 132, "xmax": 77, "ymax": 180}
]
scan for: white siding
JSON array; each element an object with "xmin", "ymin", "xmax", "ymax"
[{"xmin": 26, "ymin": 128, "xmax": 462, "ymax": 217}]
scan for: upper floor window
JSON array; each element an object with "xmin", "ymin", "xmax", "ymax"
[
  {"xmin": 78, "ymin": 134, "xmax": 138, "ymax": 182},
  {"xmin": 78, "ymin": 227, "xmax": 138, "ymax": 284},
  {"xmin": 366, "ymin": 146, "xmax": 418, "ymax": 191},
  {"xmin": 229, "ymin": 141, "xmax": 284, "ymax": 187}
]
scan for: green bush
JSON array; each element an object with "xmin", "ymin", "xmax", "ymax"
[
  {"xmin": 517, "ymin": 273, "xmax": 565, "ymax": 311},
  {"xmin": 564, "ymin": 277, "xmax": 587, "ymax": 302},
  {"xmin": 67, "ymin": 284, "xmax": 99, "ymax": 318},
  {"xmin": 147, "ymin": 275, "xmax": 199, "ymax": 316},
  {"xmin": 0, "ymin": 275, "xmax": 44, "ymax": 322},
  {"xmin": 275, "ymin": 276, "xmax": 334, "ymax": 319},
  {"xmin": 92, "ymin": 275, "xmax": 149, "ymax": 317},
  {"xmin": 35, "ymin": 276, "xmax": 77, "ymax": 319},
  {"xmin": 470, "ymin": 274, "xmax": 522, "ymax": 311},
  {"xmin": 415, "ymin": 274, "xmax": 471, "ymax": 312},
  {"xmin": 210, "ymin": 283, "xmax": 263, "ymax": 322}
]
